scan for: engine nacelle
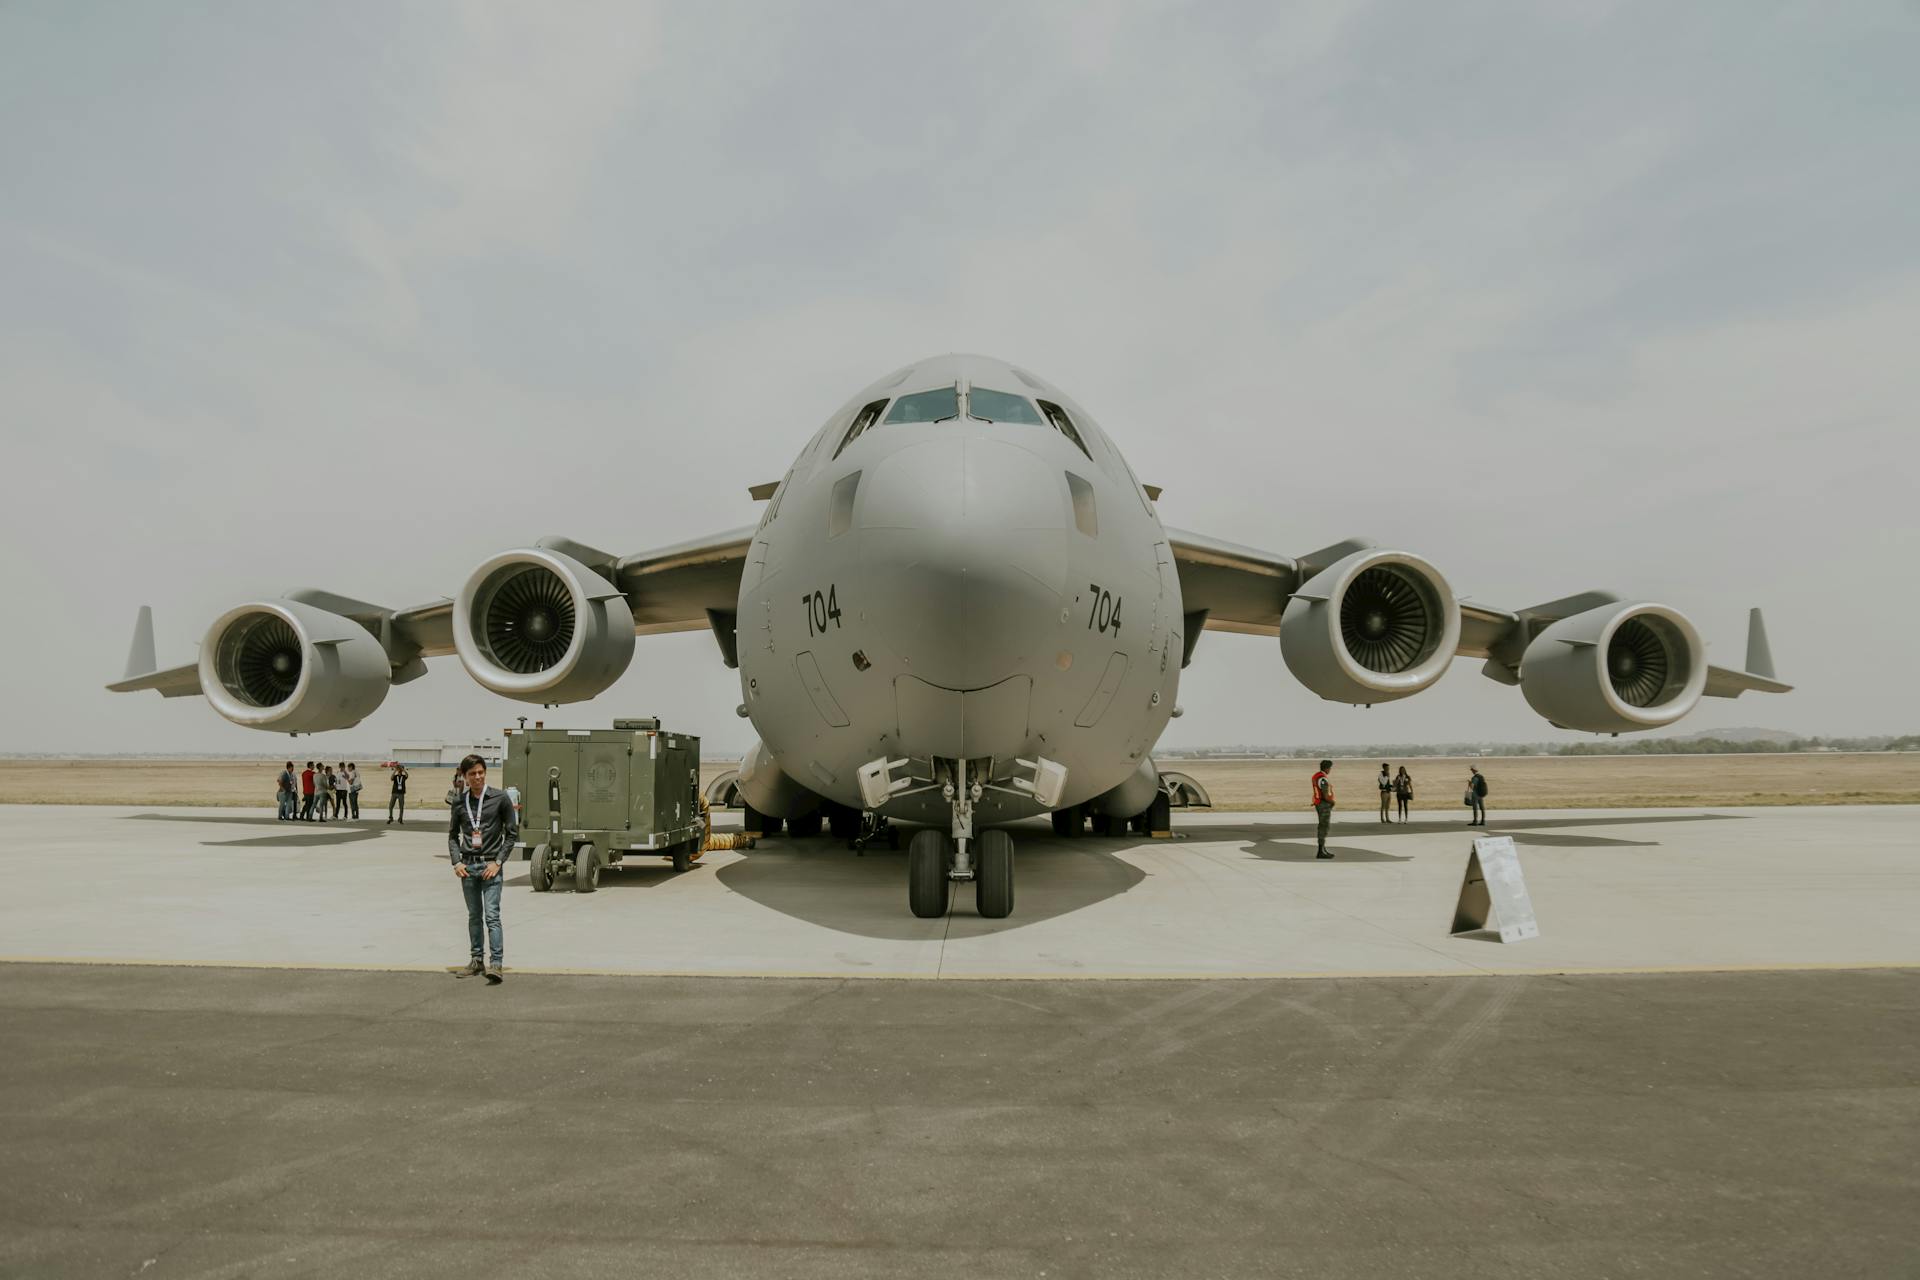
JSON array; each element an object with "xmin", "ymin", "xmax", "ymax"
[
  {"xmin": 1521, "ymin": 602, "xmax": 1706, "ymax": 733},
  {"xmin": 199, "ymin": 599, "xmax": 391, "ymax": 733},
  {"xmin": 1280, "ymin": 549, "xmax": 1460, "ymax": 704},
  {"xmin": 734, "ymin": 739, "xmax": 821, "ymax": 819},
  {"xmin": 453, "ymin": 548, "xmax": 635, "ymax": 703}
]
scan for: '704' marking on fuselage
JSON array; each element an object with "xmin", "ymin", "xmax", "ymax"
[
  {"xmin": 802, "ymin": 585, "xmax": 843, "ymax": 637},
  {"xmin": 1086, "ymin": 584, "xmax": 1122, "ymax": 637}
]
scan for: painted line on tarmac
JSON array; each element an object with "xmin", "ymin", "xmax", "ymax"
[{"xmin": 2, "ymin": 955, "xmax": 1917, "ymax": 982}]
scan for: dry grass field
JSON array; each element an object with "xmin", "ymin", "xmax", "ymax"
[{"xmin": 0, "ymin": 753, "xmax": 1914, "ymax": 811}]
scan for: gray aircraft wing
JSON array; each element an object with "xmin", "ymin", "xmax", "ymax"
[
  {"xmin": 1164, "ymin": 528, "xmax": 1789, "ymax": 698},
  {"xmin": 357, "ymin": 526, "xmax": 760, "ymax": 658},
  {"xmin": 110, "ymin": 526, "xmax": 760, "ymax": 700}
]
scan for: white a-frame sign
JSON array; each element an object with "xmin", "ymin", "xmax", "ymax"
[{"xmin": 1450, "ymin": 835, "xmax": 1539, "ymax": 942}]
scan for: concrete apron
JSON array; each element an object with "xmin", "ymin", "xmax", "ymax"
[{"xmin": 1, "ymin": 803, "xmax": 1915, "ymax": 980}]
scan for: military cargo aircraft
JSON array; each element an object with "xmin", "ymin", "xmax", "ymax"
[{"xmin": 109, "ymin": 353, "xmax": 1790, "ymax": 919}]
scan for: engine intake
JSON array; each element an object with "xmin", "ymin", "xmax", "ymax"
[
  {"xmin": 1521, "ymin": 602, "xmax": 1706, "ymax": 732},
  {"xmin": 454, "ymin": 548, "xmax": 635, "ymax": 702},
  {"xmin": 199, "ymin": 599, "xmax": 391, "ymax": 733},
  {"xmin": 1280, "ymin": 549, "xmax": 1460, "ymax": 703}
]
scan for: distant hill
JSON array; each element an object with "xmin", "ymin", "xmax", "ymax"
[{"xmin": 1669, "ymin": 727, "xmax": 1801, "ymax": 745}]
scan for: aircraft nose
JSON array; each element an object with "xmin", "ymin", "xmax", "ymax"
[{"xmin": 854, "ymin": 435, "xmax": 1069, "ymax": 691}]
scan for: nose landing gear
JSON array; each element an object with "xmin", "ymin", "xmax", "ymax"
[{"xmin": 904, "ymin": 757, "xmax": 1018, "ymax": 920}]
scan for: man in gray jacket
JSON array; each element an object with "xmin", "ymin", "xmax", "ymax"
[{"xmin": 448, "ymin": 753, "xmax": 518, "ymax": 984}]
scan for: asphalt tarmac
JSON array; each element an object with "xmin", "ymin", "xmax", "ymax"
[{"xmin": 2, "ymin": 963, "xmax": 1915, "ymax": 1278}]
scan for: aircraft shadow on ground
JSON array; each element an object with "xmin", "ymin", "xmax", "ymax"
[
  {"xmin": 123, "ymin": 812, "xmax": 428, "ymax": 849},
  {"xmin": 1199, "ymin": 811, "xmax": 1744, "ymax": 857},
  {"xmin": 714, "ymin": 825, "xmax": 1147, "ymax": 941}
]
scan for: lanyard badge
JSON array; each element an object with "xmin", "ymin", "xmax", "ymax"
[{"xmin": 466, "ymin": 790, "xmax": 484, "ymax": 851}]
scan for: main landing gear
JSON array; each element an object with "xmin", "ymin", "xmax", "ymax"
[{"xmin": 906, "ymin": 758, "xmax": 1016, "ymax": 920}]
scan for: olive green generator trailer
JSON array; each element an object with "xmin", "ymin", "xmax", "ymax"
[{"xmin": 505, "ymin": 719, "xmax": 706, "ymax": 893}]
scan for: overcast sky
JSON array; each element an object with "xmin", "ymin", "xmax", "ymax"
[{"xmin": 2, "ymin": 2, "xmax": 1915, "ymax": 757}]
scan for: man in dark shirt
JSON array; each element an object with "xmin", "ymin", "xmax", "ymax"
[
  {"xmin": 448, "ymin": 753, "xmax": 518, "ymax": 983},
  {"xmin": 276, "ymin": 761, "xmax": 295, "ymax": 821},
  {"xmin": 387, "ymin": 763, "xmax": 409, "ymax": 825}
]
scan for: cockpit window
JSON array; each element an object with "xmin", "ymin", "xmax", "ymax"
[
  {"xmin": 883, "ymin": 386, "xmax": 960, "ymax": 424},
  {"xmin": 1036, "ymin": 399, "xmax": 1091, "ymax": 459},
  {"xmin": 967, "ymin": 387, "xmax": 1046, "ymax": 426},
  {"xmin": 833, "ymin": 399, "xmax": 888, "ymax": 459}
]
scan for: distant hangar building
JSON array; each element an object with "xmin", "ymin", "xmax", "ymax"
[{"xmin": 388, "ymin": 739, "xmax": 504, "ymax": 768}]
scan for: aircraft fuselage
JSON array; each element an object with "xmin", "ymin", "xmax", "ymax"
[{"xmin": 735, "ymin": 355, "xmax": 1182, "ymax": 827}]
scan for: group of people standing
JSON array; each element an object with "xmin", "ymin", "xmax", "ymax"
[
  {"xmin": 276, "ymin": 761, "xmax": 358, "ymax": 821},
  {"xmin": 274, "ymin": 761, "xmax": 412, "ymax": 823},
  {"xmin": 1309, "ymin": 759, "xmax": 1491, "ymax": 858}
]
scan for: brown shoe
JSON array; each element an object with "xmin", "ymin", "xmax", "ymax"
[
  {"xmin": 484, "ymin": 962, "xmax": 504, "ymax": 985},
  {"xmin": 460, "ymin": 957, "xmax": 483, "ymax": 977}
]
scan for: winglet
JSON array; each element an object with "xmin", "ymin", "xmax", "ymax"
[
  {"xmin": 1746, "ymin": 608, "xmax": 1775, "ymax": 680},
  {"xmin": 107, "ymin": 607, "xmax": 203, "ymax": 697},
  {"xmin": 123, "ymin": 606, "xmax": 157, "ymax": 681}
]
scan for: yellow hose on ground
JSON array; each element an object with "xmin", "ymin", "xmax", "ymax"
[{"xmin": 699, "ymin": 795, "xmax": 756, "ymax": 852}]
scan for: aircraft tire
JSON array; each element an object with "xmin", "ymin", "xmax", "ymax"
[
  {"xmin": 907, "ymin": 830, "xmax": 950, "ymax": 918},
  {"xmin": 530, "ymin": 843, "xmax": 553, "ymax": 892},
  {"xmin": 976, "ymin": 829, "xmax": 1014, "ymax": 919},
  {"xmin": 744, "ymin": 805, "xmax": 781, "ymax": 837},
  {"xmin": 1050, "ymin": 807, "xmax": 1079, "ymax": 837},
  {"xmin": 827, "ymin": 805, "xmax": 860, "ymax": 840},
  {"xmin": 574, "ymin": 843, "xmax": 600, "ymax": 893},
  {"xmin": 788, "ymin": 811, "xmax": 823, "ymax": 839}
]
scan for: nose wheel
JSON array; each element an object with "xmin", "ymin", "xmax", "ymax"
[
  {"xmin": 975, "ymin": 829, "xmax": 1014, "ymax": 918},
  {"xmin": 907, "ymin": 829, "xmax": 950, "ymax": 918}
]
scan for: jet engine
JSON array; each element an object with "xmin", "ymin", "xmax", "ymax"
[
  {"xmin": 1521, "ymin": 602, "xmax": 1706, "ymax": 733},
  {"xmin": 734, "ymin": 739, "xmax": 822, "ymax": 819},
  {"xmin": 453, "ymin": 548, "xmax": 635, "ymax": 703},
  {"xmin": 1280, "ymin": 549, "xmax": 1460, "ymax": 704},
  {"xmin": 199, "ymin": 599, "xmax": 391, "ymax": 733}
]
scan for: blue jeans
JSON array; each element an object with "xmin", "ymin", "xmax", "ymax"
[{"xmin": 460, "ymin": 864, "xmax": 504, "ymax": 963}]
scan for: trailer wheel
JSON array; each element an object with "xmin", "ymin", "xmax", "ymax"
[
  {"xmin": 530, "ymin": 843, "xmax": 554, "ymax": 892},
  {"xmin": 671, "ymin": 842, "xmax": 693, "ymax": 873},
  {"xmin": 574, "ymin": 843, "xmax": 601, "ymax": 893}
]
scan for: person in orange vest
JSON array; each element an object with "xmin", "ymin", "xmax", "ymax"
[{"xmin": 1310, "ymin": 759, "xmax": 1336, "ymax": 859}]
